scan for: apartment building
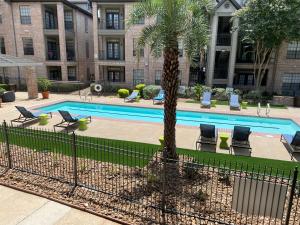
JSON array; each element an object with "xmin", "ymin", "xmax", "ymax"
[
  {"xmin": 92, "ymin": 0, "xmax": 190, "ymax": 88},
  {"xmin": 0, "ymin": 0, "xmax": 94, "ymax": 84}
]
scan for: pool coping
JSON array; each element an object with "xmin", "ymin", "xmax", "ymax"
[{"xmin": 29, "ymin": 99, "xmax": 298, "ymax": 138}]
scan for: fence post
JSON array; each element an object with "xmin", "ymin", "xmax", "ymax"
[
  {"xmin": 161, "ymin": 148, "xmax": 168, "ymax": 225},
  {"xmin": 72, "ymin": 132, "xmax": 78, "ymax": 188},
  {"xmin": 285, "ymin": 167, "xmax": 298, "ymax": 225},
  {"xmin": 3, "ymin": 121, "xmax": 12, "ymax": 169}
]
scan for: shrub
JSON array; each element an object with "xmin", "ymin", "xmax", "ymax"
[
  {"xmin": 0, "ymin": 87, "xmax": 6, "ymax": 95},
  {"xmin": 178, "ymin": 86, "xmax": 188, "ymax": 98},
  {"xmin": 192, "ymin": 84, "xmax": 211, "ymax": 100},
  {"xmin": 212, "ymin": 88, "xmax": 228, "ymax": 101},
  {"xmin": 195, "ymin": 190, "xmax": 209, "ymax": 202},
  {"xmin": 117, "ymin": 89, "xmax": 130, "ymax": 98},
  {"xmin": 183, "ymin": 160, "xmax": 201, "ymax": 179},
  {"xmin": 0, "ymin": 84, "xmax": 8, "ymax": 90},
  {"xmin": 243, "ymin": 90, "xmax": 262, "ymax": 101},
  {"xmin": 143, "ymin": 85, "xmax": 161, "ymax": 99},
  {"xmin": 233, "ymin": 89, "xmax": 243, "ymax": 96},
  {"xmin": 135, "ymin": 84, "xmax": 146, "ymax": 92},
  {"xmin": 37, "ymin": 77, "xmax": 52, "ymax": 92}
]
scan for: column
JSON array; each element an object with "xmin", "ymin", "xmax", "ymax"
[
  {"xmin": 57, "ymin": 3, "xmax": 67, "ymax": 81},
  {"xmin": 206, "ymin": 15, "xmax": 218, "ymax": 87},
  {"xmin": 92, "ymin": 2, "xmax": 100, "ymax": 81},
  {"xmin": 25, "ymin": 67, "xmax": 38, "ymax": 99},
  {"xmin": 227, "ymin": 18, "xmax": 239, "ymax": 87}
]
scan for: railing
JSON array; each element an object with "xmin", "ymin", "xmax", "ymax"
[
  {"xmin": 98, "ymin": 50, "xmax": 123, "ymax": 61},
  {"xmin": 44, "ymin": 23, "xmax": 58, "ymax": 30},
  {"xmin": 98, "ymin": 19, "xmax": 125, "ymax": 30},
  {"xmin": 67, "ymin": 51, "xmax": 76, "ymax": 61},
  {"xmin": 65, "ymin": 21, "xmax": 73, "ymax": 31},
  {"xmin": 0, "ymin": 123, "xmax": 299, "ymax": 225},
  {"xmin": 217, "ymin": 33, "xmax": 232, "ymax": 46},
  {"xmin": 47, "ymin": 51, "xmax": 60, "ymax": 61}
]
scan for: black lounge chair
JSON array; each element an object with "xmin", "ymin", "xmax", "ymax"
[
  {"xmin": 11, "ymin": 106, "xmax": 52, "ymax": 127},
  {"xmin": 281, "ymin": 131, "xmax": 300, "ymax": 159},
  {"xmin": 196, "ymin": 124, "xmax": 218, "ymax": 150},
  {"xmin": 54, "ymin": 110, "xmax": 91, "ymax": 132},
  {"xmin": 230, "ymin": 126, "xmax": 252, "ymax": 156}
]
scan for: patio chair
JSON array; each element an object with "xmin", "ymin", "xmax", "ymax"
[
  {"xmin": 125, "ymin": 90, "xmax": 139, "ymax": 102},
  {"xmin": 11, "ymin": 106, "xmax": 52, "ymax": 127},
  {"xmin": 201, "ymin": 92, "xmax": 212, "ymax": 108},
  {"xmin": 153, "ymin": 90, "xmax": 165, "ymax": 104},
  {"xmin": 230, "ymin": 94, "xmax": 241, "ymax": 110},
  {"xmin": 54, "ymin": 110, "xmax": 91, "ymax": 132},
  {"xmin": 230, "ymin": 126, "xmax": 252, "ymax": 156},
  {"xmin": 280, "ymin": 131, "xmax": 300, "ymax": 159},
  {"xmin": 196, "ymin": 124, "xmax": 218, "ymax": 150}
]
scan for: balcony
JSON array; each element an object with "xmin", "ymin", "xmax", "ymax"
[
  {"xmin": 98, "ymin": 50, "xmax": 125, "ymax": 66},
  {"xmin": 98, "ymin": 19, "xmax": 125, "ymax": 35},
  {"xmin": 217, "ymin": 33, "xmax": 231, "ymax": 46},
  {"xmin": 67, "ymin": 51, "xmax": 75, "ymax": 61},
  {"xmin": 47, "ymin": 51, "xmax": 60, "ymax": 61},
  {"xmin": 65, "ymin": 21, "xmax": 74, "ymax": 31}
]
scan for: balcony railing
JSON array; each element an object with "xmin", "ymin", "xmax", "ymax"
[
  {"xmin": 214, "ymin": 67, "xmax": 228, "ymax": 79},
  {"xmin": 65, "ymin": 21, "xmax": 73, "ymax": 31},
  {"xmin": 217, "ymin": 33, "xmax": 231, "ymax": 46},
  {"xmin": 98, "ymin": 19, "xmax": 125, "ymax": 30},
  {"xmin": 44, "ymin": 23, "xmax": 58, "ymax": 30},
  {"xmin": 47, "ymin": 51, "xmax": 60, "ymax": 60},
  {"xmin": 67, "ymin": 51, "xmax": 75, "ymax": 61},
  {"xmin": 98, "ymin": 50, "xmax": 124, "ymax": 61}
]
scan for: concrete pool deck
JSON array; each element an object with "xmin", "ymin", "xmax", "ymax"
[{"xmin": 0, "ymin": 92, "xmax": 300, "ymax": 162}]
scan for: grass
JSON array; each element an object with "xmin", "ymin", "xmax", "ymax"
[
  {"xmin": 0, "ymin": 127, "xmax": 298, "ymax": 177},
  {"xmin": 185, "ymin": 99, "xmax": 287, "ymax": 109}
]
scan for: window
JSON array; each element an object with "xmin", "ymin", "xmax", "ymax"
[
  {"xmin": 287, "ymin": 41, "xmax": 300, "ymax": 59},
  {"xmin": 64, "ymin": 11, "xmax": 73, "ymax": 30},
  {"xmin": 48, "ymin": 66, "xmax": 62, "ymax": 80},
  {"xmin": 85, "ymin": 17, "xmax": 88, "ymax": 33},
  {"xmin": 0, "ymin": 15, "xmax": 2, "ymax": 24},
  {"xmin": 133, "ymin": 69, "xmax": 144, "ymax": 85},
  {"xmin": 106, "ymin": 9, "xmax": 120, "ymax": 29},
  {"xmin": 0, "ymin": 37, "xmax": 5, "ymax": 54},
  {"xmin": 282, "ymin": 73, "xmax": 300, "ymax": 96},
  {"xmin": 66, "ymin": 39, "xmax": 75, "ymax": 61},
  {"xmin": 178, "ymin": 40, "xmax": 183, "ymax": 57},
  {"xmin": 134, "ymin": 17, "xmax": 145, "ymax": 25},
  {"xmin": 68, "ymin": 67, "xmax": 77, "ymax": 81},
  {"xmin": 133, "ymin": 38, "xmax": 144, "ymax": 57},
  {"xmin": 44, "ymin": 10, "xmax": 57, "ymax": 29},
  {"xmin": 107, "ymin": 40, "xmax": 120, "ymax": 59},
  {"xmin": 86, "ymin": 41, "xmax": 89, "ymax": 58},
  {"xmin": 107, "ymin": 67, "xmax": 125, "ymax": 82},
  {"xmin": 155, "ymin": 70, "xmax": 162, "ymax": 85},
  {"xmin": 20, "ymin": 6, "xmax": 31, "ymax": 24},
  {"xmin": 22, "ymin": 38, "xmax": 34, "ymax": 55}
]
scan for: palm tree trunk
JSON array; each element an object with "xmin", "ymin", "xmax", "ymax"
[{"xmin": 162, "ymin": 47, "xmax": 179, "ymax": 159}]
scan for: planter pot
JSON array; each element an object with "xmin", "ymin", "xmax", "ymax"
[{"xmin": 42, "ymin": 91, "xmax": 49, "ymax": 99}]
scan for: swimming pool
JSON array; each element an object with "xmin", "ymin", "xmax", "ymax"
[{"xmin": 37, "ymin": 101, "xmax": 300, "ymax": 135}]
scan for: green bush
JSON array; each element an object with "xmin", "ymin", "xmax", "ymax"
[
  {"xmin": 135, "ymin": 84, "xmax": 146, "ymax": 92},
  {"xmin": 37, "ymin": 77, "xmax": 52, "ymax": 92},
  {"xmin": 118, "ymin": 89, "xmax": 130, "ymax": 98},
  {"xmin": 0, "ymin": 84, "xmax": 8, "ymax": 90},
  {"xmin": 192, "ymin": 84, "xmax": 211, "ymax": 100},
  {"xmin": 143, "ymin": 85, "xmax": 161, "ymax": 99},
  {"xmin": 0, "ymin": 87, "xmax": 6, "ymax": 95},
  {"xmin": 49, "ymin": 82, "xmax": 88, "ymax": 93},
  {"xmin": 212, "ymin": 88, "xmax": 228, "ymax": 101}
]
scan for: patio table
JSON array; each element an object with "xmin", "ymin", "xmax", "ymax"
[{"xmin": 220, "ymin": 133, "xmax": 230, "ymax": 149}]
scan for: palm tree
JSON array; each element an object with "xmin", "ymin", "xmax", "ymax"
[{"xmin": 128, "ymin": 0, "xmax": 211, "ymax": 159}]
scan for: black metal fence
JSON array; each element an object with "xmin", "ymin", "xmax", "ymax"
[{"xmin": 0, "ymin": 121, "xmax": 299, "ymax": 225}]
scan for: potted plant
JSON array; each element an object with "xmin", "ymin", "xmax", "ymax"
[{"xmin": 38, "ymin": 77, "xmax": 52, "ymax": 99}]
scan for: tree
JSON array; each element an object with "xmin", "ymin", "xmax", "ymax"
[
  {"xmin": 234, "ymin": 0, "xmax": 300, "ymax": 89},
  {"xmin": 128, "ymin": 0, "xmax": 211, "ymax": 159}
]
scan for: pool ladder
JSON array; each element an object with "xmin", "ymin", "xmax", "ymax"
[{"xmin": 257, "ymin": 102, "xmax": 270, "ymax": 117}]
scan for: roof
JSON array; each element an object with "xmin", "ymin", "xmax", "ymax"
[
  {"xmin": 5, "ymin": 0, "xmax": 92, "ymax": 17},
  {"xmin": 215, "ymin": 0, "xmax": 241, "ymax": 10},
  {"xmin": 0, "ymin": 54, "xmax": 43, "ymax": 67}
]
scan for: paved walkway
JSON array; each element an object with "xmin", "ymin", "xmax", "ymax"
[
  {"xmin": 0, "ymin": 92, "xmax": 300, "ymax": 161},
  {"xmin": 0, "ymin": 185, "xmax": 119, "ymax": 225}
]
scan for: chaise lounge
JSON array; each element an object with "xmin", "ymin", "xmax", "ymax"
[
  {"xmin": 230, "ymin": 126, "xmax": 252, "ymax": 156},
  {"xmin": 54, "ymin": 110, "xmax": 91, "ymax": 132},
  {"xmin": 201, "ymin": 92, "xmax": 212, "ymax": 108},
  {"xmin": 196, "ymin": 124, "xmax": 218, "ymax": 150},
  {"xmin": 153, "ymin": 90, "xmax": 165, "ymax": 104},
  {"xmin": 281, "ymin": 131, "xmax": 300, "ymax": 159},
  {"xmin": 125, "ymin": 90, "xmax": 139, "ymax": 102},
  {"xmin": 11, "ymin": 106, "xmax": 52, "ymax": 127},
  {"xmin": 230, "ymin": 94, "xmax": 241, "ymax": 110}
]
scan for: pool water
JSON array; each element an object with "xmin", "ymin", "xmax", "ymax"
[{"xmin": 37, "ymin": 101, "xmax": 300, "ymax": 135}]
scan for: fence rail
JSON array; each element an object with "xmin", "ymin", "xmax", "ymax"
[{"xmin": 0, "ymin": 121, "xmax": 299, "ymax": 225}]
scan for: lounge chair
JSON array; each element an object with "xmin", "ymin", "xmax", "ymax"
[
  {"xmin": 201, "ymin": 92, "xmax": 212, "ymax": 108},
  {"xmin": 281, "ymin": 131, "xmax": 300, "ymax": 159},
  {"xmin": 230, "ymin": 94, "xmax": 240, "ymax": 110},
  {"xmin": 125, "ymin": 90, "xmax": 139, "ymax": 102},
  {"xmin": 196, "ymin": 124, "xmax": 218, "ymax": 150},
  {"xmin": 153, "ymin": 90, "xmax": 165, "ymax": 104},
  {"xmin": 230, "ymin": 126, "xmax": 252, "ymax": 156},
  {"xmin": 54, "ymin": 110, "xmax": 91, "ymax": 132},
  {"xmin": 11, "ymin": 106, "xmax": 52, "ymax": 127}
]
